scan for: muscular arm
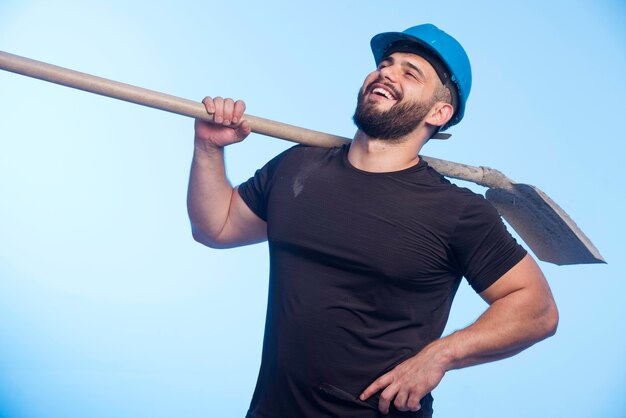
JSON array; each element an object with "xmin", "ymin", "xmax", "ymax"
[
  {"xmin": 361, "ymin": 254, "xmax": 559, "ymax": 414},
  {"xmin": 187, "ymin": 97, "xmax": 267, "ymax": 248},
  {"xmin": 439, "ymin": 254, "xmax": 558, "ymax": 368}
]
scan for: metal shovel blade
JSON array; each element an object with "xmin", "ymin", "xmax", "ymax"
[{"xmin": 486, "ymin": 184, "xmax": 605, "ymax": 265}]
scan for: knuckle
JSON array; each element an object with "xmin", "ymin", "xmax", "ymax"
[
  {"xmin": 380, "ymin": 393, "xmax": 392, "ymax": 402},
  {"xmin": 407, "ymin": 396, "xmax": 422, "ymax": 411}
]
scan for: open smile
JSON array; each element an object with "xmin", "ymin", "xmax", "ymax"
[{"xmin": 367, "ymin": 82, "xmax": 400, "ymax": 102}]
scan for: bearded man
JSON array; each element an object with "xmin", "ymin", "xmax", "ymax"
[{"xmin": 187, "ymin": 24, "xmax": 558, "ymax": 418}]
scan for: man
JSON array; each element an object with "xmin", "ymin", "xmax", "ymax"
[{"xmin": 187, "ymin": 24, "xmax": 558, "ymax": 417}]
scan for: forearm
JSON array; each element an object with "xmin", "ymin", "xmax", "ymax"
[
  {"xmin": 430, "ymin": 285, "xmax": 558, "ymax": 372},
  {"xmin": 360, "ymin": 283, "xmax": 558, "ymax": 413},
  {"xmin": 186, "ymin": 143, "xmax": 235, "ymax": 245}
]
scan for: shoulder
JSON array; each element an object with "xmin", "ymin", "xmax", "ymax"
[
  {"xmin": 420, "ymin": 161, "xmax": 493, "ymax": 212},
  {"xmin": 284, "ymin": 144, "xmax": 345, "ymax": 160},
  {"xmin": 271, "ymin": 144, "xmax": 343, "ymax": 164},
  {"xmin": 266, "ymin": 144, "xmax": 345, "ymax": 176},
  {"xmin": 415, "ymin": 163, "xmax": 507, "ymax": 242}
]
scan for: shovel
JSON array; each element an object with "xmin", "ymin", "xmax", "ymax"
[{"xmin": 0, "ymin": 50, "xmax": 605, "ymax": 266}]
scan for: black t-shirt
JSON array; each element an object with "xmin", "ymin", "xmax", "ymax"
[{"xmin": 238, "ymin": 144, "xmax": 527, "ymax": 418}]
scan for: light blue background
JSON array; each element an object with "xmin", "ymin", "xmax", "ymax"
[{"xmin": 0, "ymin": 1, "xmax": 624, "ymax": 417}]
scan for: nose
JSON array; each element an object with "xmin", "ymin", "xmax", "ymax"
[{"xmin": 378, "ymin": 62, "xmax": 398, "ymax": 82}]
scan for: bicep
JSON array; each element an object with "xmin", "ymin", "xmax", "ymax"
[
  {"xmin": 479, "ymin": 254, "xmax": 558, "ymax": 331},
  {"xmin": 478, "ymin": 254, "xmax": 559, "ymax": 341},
  {"xmin": 226, "ymin": 187, "xmax": 268, "ymax": 244},
  {"xmin": 479, "ymin": 254, "xmax": 552, "ymax": 305},
  {"xmin": 194, "ymin": 187, "xmax": 267, "ymax": 248}
]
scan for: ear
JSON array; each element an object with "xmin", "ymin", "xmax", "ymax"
[{"xmin": 425, "ymin": 102, "xmax": 454, "ymax": 128}]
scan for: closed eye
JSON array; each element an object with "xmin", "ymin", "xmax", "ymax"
[
  {"xmin": 402, "ymin": 61, "xmax": 426, "ymax": 82},
  {"xmin": 377, "ymin": 57, "xmax": 393, "ymax": 70}
]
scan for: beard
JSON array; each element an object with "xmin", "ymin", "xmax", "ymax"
[{"xmin": 352, "ymin": 83, "xmax": 435, "ymax": 142}]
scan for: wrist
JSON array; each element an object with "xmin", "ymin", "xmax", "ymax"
[
  {"xmin": 423, "ymin": 338, "xmax": 457, "ymax": 372},
  {"xmin": 194, "ymin": 139, "xmax": 224, "ymax": 156},
  {"xmin": 193, "ymin": 141, "xmax": 224, "ymax": 165}
]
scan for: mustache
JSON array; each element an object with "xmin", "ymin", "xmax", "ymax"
[{"xmin": 363, "ymin": 78, "xmax": 403, "ymax": 101}]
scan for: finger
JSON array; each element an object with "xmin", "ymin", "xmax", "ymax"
[
  {"xmin": 236, "ymin": 120, "xmax": 252, "ymax": 137},
  {"xmin": 360, "ymin": 373, "xmax": 393, "ymax": 400},
  {"xmin": 393, "ymin": 389, "xmax": 409, "ymax": 412},
  {"xmin": 213, "ymin": 96, "xmax": 224, "ymax": 124},
  {"xmin": 222, "ymin": 98, "xmax": 235, "ymax": 125},
  {"xmin": 232, "ymin": 99, "xmax": 246, "ymax": 124},
  {"xmin": 406, "ymin": 393, "xmax": 422, "ymax": 412},
  {"xmin": 378, "ymin": 384, "xmax": 399, "ymax": 415},
  {"xmin": 201, "ymin": 96, "xmax": 215, "ymax": 114}
]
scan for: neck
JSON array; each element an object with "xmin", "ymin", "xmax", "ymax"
[{"xmin": 348, "ymin": 130, "xmax": 428, "ymax": 173}]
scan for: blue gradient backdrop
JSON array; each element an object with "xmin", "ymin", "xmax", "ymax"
[{"xmin": 0, "ymin": 1, "xmax": 624, "ymax": 417}]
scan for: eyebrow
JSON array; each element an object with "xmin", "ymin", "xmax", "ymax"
[{"xmin": 380, "ymin": 56, "xmax": 427, "ymax": 81}]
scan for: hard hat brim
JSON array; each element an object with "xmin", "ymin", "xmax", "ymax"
[{"xmin": 371, "ymin": 31, "xmax": 447, "ymax": 68}]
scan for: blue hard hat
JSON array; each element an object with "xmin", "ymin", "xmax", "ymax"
[{"xmin": 370, "ymin": 24, "xmax": 472, "ymax": 130}]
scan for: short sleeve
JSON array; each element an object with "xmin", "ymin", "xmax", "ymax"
[
  {"xmin": 237, "ymin": 147, "xmax": 294, "ymax": 221},
  {"xmin": 450, "ymin": 195, "xmax": 527, "ymax": 293}
]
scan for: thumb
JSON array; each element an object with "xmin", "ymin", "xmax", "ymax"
[{"xmin": 235, "ymin": 120, "xmax": 252, "ymax": 140}]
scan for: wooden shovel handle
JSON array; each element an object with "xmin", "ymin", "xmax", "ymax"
[
  {"xmin": 0, "ymin": 50, "xmax": 350, "ymax": 148},
  {"xmin": 0, "ymin": 50, "xmax": 454, "ymax": 143}
]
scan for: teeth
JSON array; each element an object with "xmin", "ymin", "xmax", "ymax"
[{"xmin": 372, "ymin": 87, "xmax": 394, "ymax": 100}]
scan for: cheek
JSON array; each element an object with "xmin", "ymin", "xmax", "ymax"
[
  {"xmin": 403, "ymin": 85, "xmax": 432, "ymax": 103},
  {"xmin": 362, "ymin": 72, "xmax": 378, "ymax": 90}
]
